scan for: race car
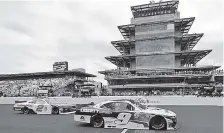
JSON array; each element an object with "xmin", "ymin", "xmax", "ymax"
[
  {"xmin": 74, "ymin": 99, "xmax": 177, "ymax": 130},
  {"xmin": 14, "ymin": 98, "xmax": 76, "ymax": 115}
]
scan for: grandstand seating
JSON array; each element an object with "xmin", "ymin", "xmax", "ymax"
[
  {"xmin": 105, "ymin": 69, "xmax": 224, "ymax": 79},
  {"xmin": 0, "ymin": 76, "xmax": 76, "ymax": 97}
]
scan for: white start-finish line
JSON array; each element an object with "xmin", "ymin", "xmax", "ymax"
[
  {"xmin": 121, "ymin": 129, "xmax": 156, "ymax": 133},
  {"xmin": 121, "ymin": 129, "xmax": 128, "ymax": 133}
]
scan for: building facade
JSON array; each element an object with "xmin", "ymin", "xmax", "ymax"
[{"xmin": 99, "ymin": 0, "xmax": 223, "ymax": 96}]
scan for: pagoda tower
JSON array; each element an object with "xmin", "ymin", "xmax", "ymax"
[{"xmin": 99, "ymin": 0, "xmax": 220, "ymax": 95}]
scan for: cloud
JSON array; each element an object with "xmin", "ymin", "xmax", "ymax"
[{"xmin": 0, "ymin": 0, "xmax": 222, "ymax": 84}]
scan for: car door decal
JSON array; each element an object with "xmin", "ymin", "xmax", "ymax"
[
  {"xmin": 36, "ymin": 105, "xmax": 44, "ymax": 112},
  {"xmin": 114, "ymin": 113, "xmax": 132, "ymax": 125}
]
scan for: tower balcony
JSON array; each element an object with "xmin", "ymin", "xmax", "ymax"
[
  {"xmin": 118, "ymin": 17, "xmax": 195, "ymax": 40},
  {"xmin": 111, "ymin": 33, "xmax": 203, "ymax": 55},
  {"xmin": 105, "ymin": 49, "xmax": 212, "ymax": 67},
  {"xmin": 104, "ymin": 71, "xmax": 211, "ymax": 80}
]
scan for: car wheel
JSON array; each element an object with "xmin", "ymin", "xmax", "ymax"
[
  {"xmin": 149, "ymin": 116, "xmax": 166, "ymax": 130},
  {"xmin": 23, "ymin": 107, "xmax": 30, "ymax": 114},
  {"xmin": 52, "ymin": 106, "xmax": 59, "ymax": 114},
  {"xmin": 91, "ymin": 115, "xmax": 104, "ymax": 128}
]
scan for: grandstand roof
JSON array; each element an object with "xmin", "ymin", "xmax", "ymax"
[
  {"xmin": 0, "ymin": 70, "xmax": 96, "ymax": 80},
  {"xmin": 79, "ymin": 84, "xmax": 95, "ymax": 87}
]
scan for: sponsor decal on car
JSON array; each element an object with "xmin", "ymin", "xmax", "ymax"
[
  {"xmin": 134, "ymin": 112, "xmax": 146, "ymax": 119},
  {"xmin": 134, "ymin": 98, "xmax": 160, "ymax": 104},
  {"xmin": 99, "ymin": 109, "xmax": 112, "ymax": 114},
  {"xmin": 14, "ymin": 107, "xmax": 22, "ymax": 111},
  {"xmin": 44, "ymin": 107, "xmax": 47, "ymax": 111},
  {"xmin": 80, "ymin": 116, "xmax": 85, "ymax": 121},
  {"xmin": 80, "ymin": 108, "xmax": 99, "ymax": 113},
  {"xmin": 105, "ymin": 121, "xmax": 113, "ymax": 124}
]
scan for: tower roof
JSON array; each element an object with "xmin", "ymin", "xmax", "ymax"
[{"xmin": 131, "ymin": 0, "xmax": 179, "ymax": 18}]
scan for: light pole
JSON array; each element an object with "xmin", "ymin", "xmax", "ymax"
[
  {"xmin": 183, "ymin": 76, "xmax": 192, "ymax": 96},
  {"xmin": 183, "ymin": 77, "xmax": 187, "ymax": 96}
]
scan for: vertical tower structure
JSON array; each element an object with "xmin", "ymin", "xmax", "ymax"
[{"xmin": 99, "ymin": 0, "xmax": 221, "ymax": 95}]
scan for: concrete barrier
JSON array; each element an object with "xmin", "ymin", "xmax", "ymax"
[{"xmin": 0, "ymin": 96, "xmax": 223, "ymax": 106}]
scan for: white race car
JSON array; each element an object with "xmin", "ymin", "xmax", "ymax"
[
  {"xmin": 74, "ymin": 99, "xmax": 178, "ymax": 130},
  {"xmin": 14, "ymin": 98, "xmax": 76, "ymax": 115}
]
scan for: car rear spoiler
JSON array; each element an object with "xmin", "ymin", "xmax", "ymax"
[
  {"xmin": 75, "ymin": 102, "xmax": 95, "ymax": 109},
  {"xmin": 15, "ymin": 100, "xmax": 27, "ymax": 104}
]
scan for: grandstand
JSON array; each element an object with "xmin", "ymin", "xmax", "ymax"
[
  {"xmin": 99, "ymin": 0, "xmax": 223, "ymax": 96},
  {"xmin": 0, "ymin": 62, "xmax": 96, "ymax": 97}
]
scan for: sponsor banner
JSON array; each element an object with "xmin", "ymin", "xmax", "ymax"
[
  {"xmin": 37, "ymin": 90, "xmax": 48, "ymax": 94},
  {"xmin": 53, "ymin": 61, "xmax": 68, "ymax": 71}
]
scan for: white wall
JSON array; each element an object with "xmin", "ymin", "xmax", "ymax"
[{"xmin": 1, "ymin": 96, "xmax": 223, "ymax": 106}]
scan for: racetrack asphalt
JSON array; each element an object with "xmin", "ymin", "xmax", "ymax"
[{"xmin": 0, "ymin": 105, "xmax": 223, "ymax": 133}]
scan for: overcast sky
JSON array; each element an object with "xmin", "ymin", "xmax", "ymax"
[{"xmin": 0, "ymin": 0, "xmax": 223, "ymax": 84}]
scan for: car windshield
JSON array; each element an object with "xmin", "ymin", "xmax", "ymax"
[
  {"xmin": 44, "ymin": 99, "xmax": 50, "ymax": 104},
  {"xmin": 27, "ymin": 100, "xmax": 36, "ymax": 103},
  {"xmin": 123, "ymin": 100, "xmax": 146, "ymax": 110},
  {"xmin": 36, "ymin": 100, "xmax": 46, "ymax": 104},
  {"xmin": 133, "ymin": 102, "xmax": 147, "ymax": 110}
]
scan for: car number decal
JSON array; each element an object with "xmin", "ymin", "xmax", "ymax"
[
  {"xmin": 36, "ymin": 105, "xmax": 44, "ymax": 112},
  {"xmin": 114, "ymin": 113, "xmax": 132, "ymax": 125}
]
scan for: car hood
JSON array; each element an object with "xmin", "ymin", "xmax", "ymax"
[{"xmin": 141, "ymin": 107, "xmax": 176, "ymax": 117}]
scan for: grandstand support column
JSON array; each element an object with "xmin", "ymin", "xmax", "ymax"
[
  {"xmin": 123, "ymin": 59, "xmax": 126, "ymax": 68},
  {"xmin": 18, "ymin": 86, "xmax": 21, "ymax": 96},
  {"xmin": 183, "ymin": 77, "xmax": 187, "ymax": 96}
]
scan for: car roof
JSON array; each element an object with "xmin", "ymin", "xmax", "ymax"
[
  {"xmin": 106, "ymin": 100, "xmax": 133, "ymax": 105},
  {"xmin": 111, "ymin": 99, "xmax": 135, "ymax": 103}
]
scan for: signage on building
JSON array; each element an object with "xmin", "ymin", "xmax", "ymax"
[
  {"xmin": 53, "ymin": 61, "xmax": 68, "ymax": 71},
  {"xmin": 37, "ymin": 90, "xmax": 48, "ymax": 94}
]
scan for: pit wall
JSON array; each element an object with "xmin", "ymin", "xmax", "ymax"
[{"xmin": 0, "ymin": 96, "xmax": 223, "ymax": 106}]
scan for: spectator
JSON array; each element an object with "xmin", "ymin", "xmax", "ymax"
[{"xmin": 0, "ymin": 76, "xmax": 77, "ymax": 97}]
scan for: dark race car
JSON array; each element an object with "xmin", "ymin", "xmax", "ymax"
[{"xmin": 74, "ymin": 99, "xmax": 178, "ymax": 131}]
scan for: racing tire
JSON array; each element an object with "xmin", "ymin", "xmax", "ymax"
[
  {"xmin": 90, "ymin": 115, "xmax": 104, "ymax": 128},
  {"xmin": 22, "ymin": 107, "xmax": 30, "ymax": 114},
  {"xmin": 149, "ymin": 116, "xmax": 167, "ymax": 130},
  {"xmin": 52, "ymin": 106, "xmax": 59, "ymax": 114}
]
